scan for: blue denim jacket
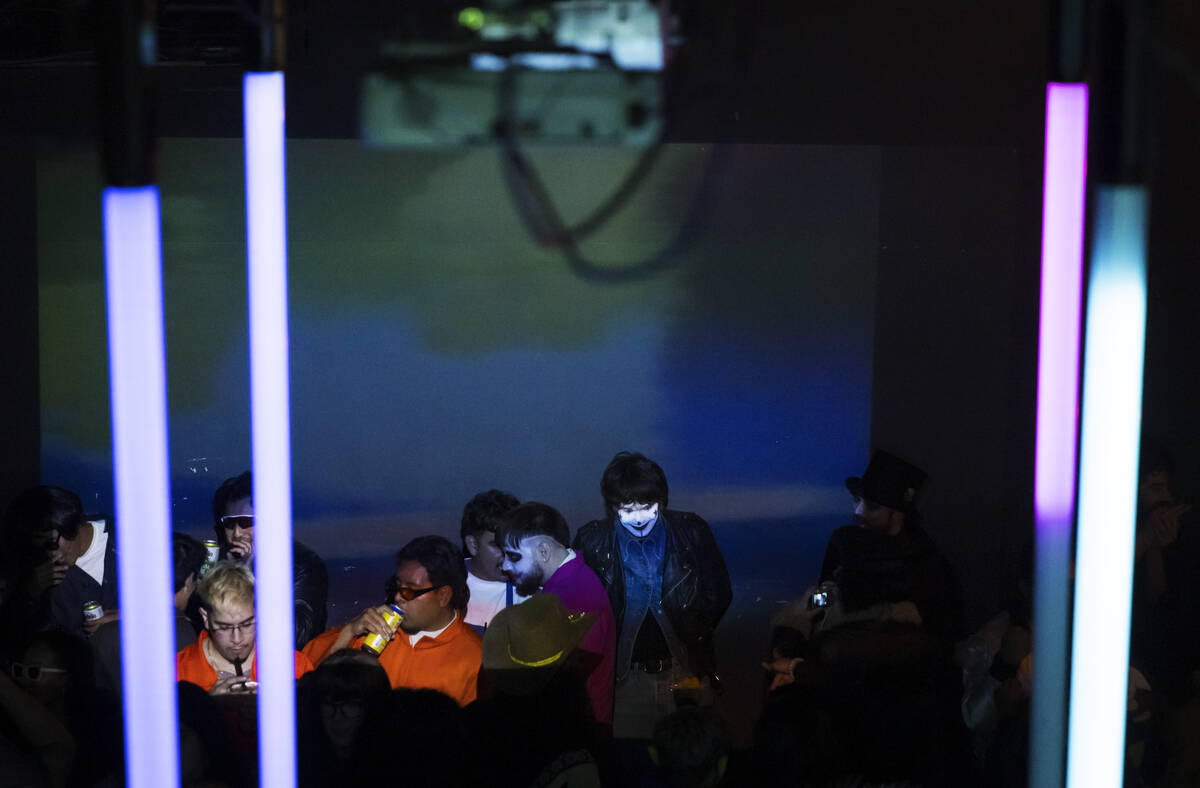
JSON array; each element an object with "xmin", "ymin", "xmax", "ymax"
[{"xmin": 615, "ymin": 517, "xmax": 688, "ymax": 679}]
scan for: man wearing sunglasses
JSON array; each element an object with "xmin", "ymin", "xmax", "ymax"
[
  {"xmin": 0, "ymin": 485, "xmax": 118, "ymax": 639},
  {"xmin": 212, "ymin": 471, "xmax": 328, "ymax": 650},
  {"xmin": 176, "ymin": 561, "xmax": 313, "ymax": 694},
  {"xmin": 302, "ymin": 535, "xmax": 482, "ymax": 706}
]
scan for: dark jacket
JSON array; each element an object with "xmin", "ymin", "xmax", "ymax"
[
  {"xmin": 818, "ymin": 523, "xmax": 963, "ymax": 640},
  {"xmin": 216, "ymin": 534, "xmax": 328, "ymax": 650},
  {"xmin": 1, "ymin": 520, "xmax": 121, "ymax": 642},
  {"xmin": 572, "ymin": 509, "xmax": 731, "ymax": 677}
]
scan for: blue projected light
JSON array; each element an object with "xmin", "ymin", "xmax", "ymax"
[
  {"xmin": 244, "ymin": 69, "xmax": 298, "ymax": 788},
  {"xmin": 1066, "ymin": 186, "xmax": 1148, "ymax": 788},
  {"xmin": 103, "ymin": 186, "xmax": 181, "ymax": 788}
]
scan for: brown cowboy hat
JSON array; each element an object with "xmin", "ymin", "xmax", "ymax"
[{"xmin": 481, "ymin": 592, "xmax": 595, "ymax": 696}]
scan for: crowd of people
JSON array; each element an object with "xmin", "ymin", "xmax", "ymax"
[{"xmin": 1, "ymin": 447, "xmax": 1198, "ymax": 787}]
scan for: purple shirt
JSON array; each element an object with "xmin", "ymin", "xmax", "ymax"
[{"xmin": 542, "ymin": 550, "xmax": 616, "ymax": 725}]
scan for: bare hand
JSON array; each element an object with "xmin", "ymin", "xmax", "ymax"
[
  {"xmin": 210, "ymin": 675, "xmax": 258, "ymax": 696},
  {"xmin": 351, "ymin": 605, "xmax": 398, "ymax": 639},
  {"xmin": 226, "ymin": 537, "xmax": 253, "ymax": 561},
  {"xmin": 770, "ymin": 586, "xmax": 829, "ymax": 640},
  {"xmin": 83, "ymin": 609, "xmax": 119, "ymax": 637},
  {"xmin": 26, "ymin": 559, "xmax": 69, "ymax": 597},
  {"xmin": 761, "ymin": 652, "xmax": 803, "ymax": 692},
  {"xmin": 1148, "ymin": 504, "xmax": 1189, "ymax": 548}
]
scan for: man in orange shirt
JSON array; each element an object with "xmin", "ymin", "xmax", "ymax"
[
  {"xmin": 303, "ymin": 536, "xmax": 481, "ymax": 706},
  {"xmin": 177, "ymin": 561, "xmax": 313, "ymax": 693}
]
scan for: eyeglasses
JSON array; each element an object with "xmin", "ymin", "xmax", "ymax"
[
  {"xmin": 319, "ymin": 699, "xmax": 366, "ymax": 718},
  {"xmin": 10, "ymin": 663, "xmax": 69, "ymax": 682},
  {"xmin": 219, "ymin": 515, "xmax": 254, "ymax": 529},
  {"xmin": 384, "ymin": 577, "xmax": 444, "ymax": 602},
  {"xmin": 209, "ymin": 618, "xmax": 255, "ymax": 634}
]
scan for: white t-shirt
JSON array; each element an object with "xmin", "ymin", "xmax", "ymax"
[
  {"xmin": 75, "ymin": 520, "xmax": 109, "ymax": 586},
  {"xmin": 465, "ymin": 565, "xmax": 530, "ymax": 629}
]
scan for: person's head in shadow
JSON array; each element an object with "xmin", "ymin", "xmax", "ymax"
[
  {"xmin": 380, "ymin": 688, "xmax": 467, "ymax": 788},
  {"xmin": 312, "ymin": 649, "xmax": 390, "ymax": 756},
  {"xmin": 481, "ymin": 591, "xmax": 595, "ymax": 709},
  {"xmin": 298, "ymin": 647, "xmax": 391, "ymax": 785},
  {"xmin": 12, "ymin": 629, "xmax": 95, "ymax": 716},
  {"xmin": 12, "ymin": 629, "xmax": 124, "ymax": 785},
  {"xmin": 1, "ymin": 486, "xmax": 91, "ymax": 639},
  {"xmin": 753, "ymin": 680, "xmax": 840, "ymax": 788},
  {"xmin": 473, "ymin": 592, "xmax": 601, "ymax": 787},
  {"xmin": 650, "ymin": 706, "xmax": 731, "ymax": 788},
  {"xmin": 178, "ymin": 679, "xmax": 243, "ymax": 787}
]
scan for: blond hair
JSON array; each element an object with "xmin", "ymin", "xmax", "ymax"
[{"xmin": 198, "ymin": 561, "xmax": 255, "ymax": 612}]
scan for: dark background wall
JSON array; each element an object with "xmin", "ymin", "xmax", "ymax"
[{"xmin": 0, "ymin": 134, "xmax": 41, "ymax": 508}]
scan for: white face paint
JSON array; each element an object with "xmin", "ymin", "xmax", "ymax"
[{"xmin": 617, "ymin": 502, "xmax": 659, "ymax": 536}]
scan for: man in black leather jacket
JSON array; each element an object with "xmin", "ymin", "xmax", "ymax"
[
  {"xmin": 573, "ymin": 452, "xmax": 731, "ymax": 741},
  {"xmin": 212, "ymin": 471, "xmax": 328, "ymax": 650}
]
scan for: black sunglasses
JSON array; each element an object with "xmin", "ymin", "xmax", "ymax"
[{"xmin": 384, "ymin": 577, "xmax": 445, "ymax": 602}]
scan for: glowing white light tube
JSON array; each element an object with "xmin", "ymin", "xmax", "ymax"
[
  {"xmin": 244, "ymin": 70, "xmax": 297, "ymax": 788},
  {"xmin": 1066, "ymin": 185, "xmax": 1148, "ymax": 788},
  {"xmin": 1030, "ymin": 82, "xmax": 1088, "ymax": 788},
  {"xmin": 103, "ymin": 186, "xmax": 181, "ymax": 788}
]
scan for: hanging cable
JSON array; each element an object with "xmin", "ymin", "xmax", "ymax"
[{"xmin": 496, "ymin": 61, "xmax": 727, "ymax": 284}]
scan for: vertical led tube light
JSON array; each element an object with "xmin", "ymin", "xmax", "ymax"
[
  {"xmin": 1066, "ymin": 185, "xmax": 1148, "ymax": 788},
  {"xmin": 244, "ymin": 69, "xmax": 297, "ymax": 788},
  {"xmin": 1029, "ymin": 81, "xmax": 1088, "ymax": 788},
  {"xmin": 104, "ymin": 186, "xmax": 180, "ymax": 788}
]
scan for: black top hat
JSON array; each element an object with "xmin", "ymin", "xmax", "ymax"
[
  {"xmin": 844, "ymin": 450, "xmax": 928, "ymax": 511},
  {"xmin": 481, "ymin": 592, "xmax": 595, "ymax": 696}
]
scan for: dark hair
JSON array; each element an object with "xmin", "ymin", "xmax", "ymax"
[
  {"xmin": 311, "ymin": 649, "xmax": 391, "ymax": 702},
  {"xmin": 495, "ymin": 502, "xmax": 570, "ymax": 552},
  {"xmin": 173, "ymin": 533, "xmax": 207, "ymax": 593},
  {"xmin": 212, "ymin": 471, "xmax": 252, "ymax": 549},
  {"xmin": 395, "ymin": 535, "xmax": 470, "ymax": 614},
  {"xmin": 601, "ymin": 451, "xmax": 668, "ymax": 518},
  {"xmin": 382, "ymin": 689, "xmax": 468, "ymax": 786},
  {"xmin": 212, "ymin": 471, "xmax": 252, "ymax": 525},
  {"xmin": 652, "ymin": 707, "xmax": 731, "ymax": 788},
  {"xmin": 178, "ymin": 680, "xmax": 241, "ymax": 787},
  {"xmin": 460, "ymin": 489, "xmax": 521, "ymax": 554},
  {"xmin": 2, "ymin": 485, "xmax": 85, "ymax": 551},
  {"xmin": 297, "ymin": 651, "xmax": 393, "ymax": 787}
]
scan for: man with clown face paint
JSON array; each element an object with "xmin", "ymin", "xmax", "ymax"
[{"xmin": 573, "ymin": 452, "xmax": 731, "ymax": 742}]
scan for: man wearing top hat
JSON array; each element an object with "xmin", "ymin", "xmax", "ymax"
[{"xmin": 817, "ymin": 449, "xmax": 963, "ymax": 639}]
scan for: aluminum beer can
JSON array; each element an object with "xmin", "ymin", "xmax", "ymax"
[
  {"xmin": 83, "ymin": 601, "xmax": 103, "ymax": 623},
  {"xmin": 361, "ymin": 605, "xmax": 404, "ymax": 656},
  {"xmin": 201, "ymin": 539, "xmax": 220, "ymax": 577}
]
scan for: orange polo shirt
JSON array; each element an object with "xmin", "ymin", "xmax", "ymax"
[
  {"xmin": 302, "ymin": 613, "xmax": 482, "ymax": 706},
  {"xmin": 177, "ymin": 630, "xmax": 314, "ymax": 691}
]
